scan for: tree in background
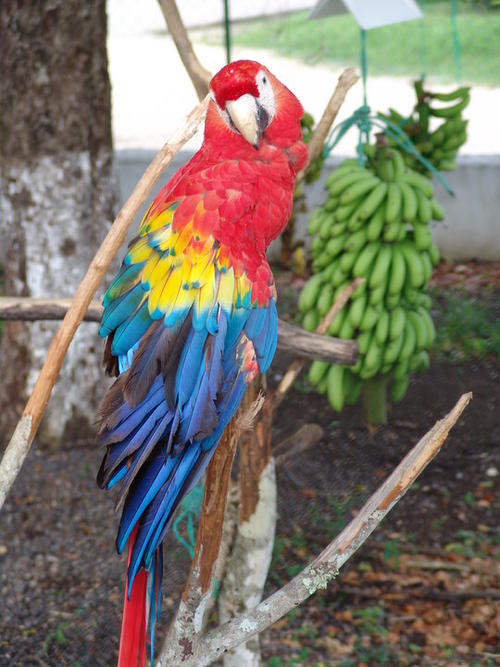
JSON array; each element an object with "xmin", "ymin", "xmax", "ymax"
[{"xmin": 0, "ymin": 1, "xmax": 115, "ymax": 445}]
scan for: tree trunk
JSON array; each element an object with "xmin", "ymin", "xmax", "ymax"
[{"xmin": 0, "ymin": 1, "xmax": 115, "ymax": 446}]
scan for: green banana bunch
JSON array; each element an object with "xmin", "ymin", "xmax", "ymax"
[
  {"xmin": 301, "ymin": 143, "xmax": 441, "ymax": 418},
  {"xmin": 382, "ymin": 81, "xmax": 470, "ymax": 175}
]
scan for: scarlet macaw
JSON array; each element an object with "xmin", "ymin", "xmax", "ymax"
[{"xmin": 96, "ymin": 60, "xmax": 307, "ymax": 666}]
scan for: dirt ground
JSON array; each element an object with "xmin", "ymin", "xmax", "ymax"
[{"xmin": 0, "ymin": 270, "xmax": 498, "ymax": 667}]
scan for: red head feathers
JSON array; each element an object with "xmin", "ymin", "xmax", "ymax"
[{"xmin": 206, "ymin": 59, "xmax": 307, "ymax": 168}]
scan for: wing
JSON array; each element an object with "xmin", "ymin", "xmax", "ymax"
[{"xmin": 96, "ymin": 190, "xmax": 278, "ymax": 588}]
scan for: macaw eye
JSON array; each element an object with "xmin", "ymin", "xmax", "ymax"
[{"xmin": 262, "ymin": 76, "xmax": 267, "ymax": 85}]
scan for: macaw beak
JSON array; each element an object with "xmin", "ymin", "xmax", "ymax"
[{"xmin": 226, "ymin": 94, "xmax": 268, "ymax": 148}]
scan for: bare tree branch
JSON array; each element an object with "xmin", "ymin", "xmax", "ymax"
[
  {"xmin": 156, "ymin": 392, "xmax": 472, "ymax": 667},
  {"xmin": 297, "ymin": 67, "xmax": 359, "ymax": 183},
  {"xmin": 158, "ymin": 0, "xmax": 212, "ymax": 101},
  {"xmin": 0, "ymin": 297, "xmax": 358, "ymax": 365},
  {"xmin": 0, "ymin": 97, "xmax": 209, "ymax": 512},
  {"xmin": 274, "ymin": 423, "xmax": 324, "ymax": 467}
]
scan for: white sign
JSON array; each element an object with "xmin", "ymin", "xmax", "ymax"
[{"xmin": 310, "ymin": 0, "xmax": 423, "ymax": 30}]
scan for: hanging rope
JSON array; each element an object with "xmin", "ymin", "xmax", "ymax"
[
  {"xmin": 450, "ymin": 0, "xmax": 463, "ymax": 82},
  {"xmin": 323, "ymin": 25, "xmax": 453, "ymax": 195},
  {"xmin": 172, "ymin": 483, "xmax": 204, "ymax": 558},
  {"xmin": 223, "ymin": 0, "xmax": 231, "ymax": 64},
  {"xmin": 419, "ymin": 0, "xmax": 426, "ymax": 81}
]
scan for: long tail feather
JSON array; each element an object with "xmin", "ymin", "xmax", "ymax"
[{"xmin": 118, "ymin": 526, "xmax": 147, "ymax": 667}]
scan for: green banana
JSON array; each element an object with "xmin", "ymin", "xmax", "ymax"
[
  {"xmin": 366, "ymin": 203, "xmax": 386, "ymax": 242},
  {"xmin": 428, "ymin": 241, "xmax": 440, "ymax": 266},
  {"xmin": 308, "ymin": 360, "xmax": 330, "ymax": 386},
  {"xmin": 328, "ymin": 168, "xmax": 371, "ymax": 195},
  {"xmin": 402, "ymin": 170, "xmax": 433, "ymax": 198},
  {"xmin": 419, "ymin": 307, "xmax": 436, "ymax": 345},
  {"xmin": 327, "ymin": 364, "xmax": 345, "ymax": 412},
  {"xmin": 369, "ymin": 245, "xmax": 392, "ymax": 289},
  {"xmin": 302, "ymin": 309, "xmax": 319, "ymax": 332},
  {"xmin": 317, "ymin": 375, "xmax": 328, "ymax": 395},
  {"xmin": 298, "ymin": 274, "xmax": 323, "ymax": 313},
  {"xmin": 389, "ymin": 307, "xmax": 406, "ymax": 340},
  {"xmin": 400, "ymin": 182, "xmax": 418, "ymax": 222},
  {"xmin": 391, "ymin": 149, "xmax": 406, "ymax": 179},
  {"xmin": 331, "ymin": 264, "xmax": 348, "ymax": 287},
  {"xmin": 431, "ymin": 86, "xmax": 470, "ymax": 102},
  {"xmin": 330, "ymin": 221, "xmax": 348, "ymax": 239},
  {"xmin": 359, "ymin": 305, "xmax": 380, "ymax": 332},
  {"xmin": 321, "ymin": 262, "xmax": 337, "ymax": 282},
  {"xmin": 376, "ymin": 155, "xmax": 395, "ymax": 182},
  {"xmin": 364, "ymin": 336, "xmax": 383, "ymax": 374},
  {"xmin": 340, "ymin": 249, "xmax": 361, "ymax": 273},
  {"xmin": 387, "ymin": 244, "xmax": 406, "ymax": 295},
  {"xmin": 393, "ymin": 358, "xmax": 410, "ymax": 381},
  {"xmin": 325, "ymin": 164, "xmax": 361, "ymax": 188},
  {"xmin": 326, "ymin": 234, "xmax": 347, "ymax": 258},
  {"xmin": 416, "ymin": 190, "xmax": 432, "ymax": 224},
  {"xmin": 430, "ymin": 199, "xmax": 445, "ymax": 221},
  {"xmin": 327, "ymin": 308, "xmax": 346, "ymax": 336},
  {"xmin": 375, "ymin": 311, "xmax": 390, "ymax": 346},
  {"xmin": 353, "ymin": 242, "xmax": 380, "ymax": 278},
  {"xmin": 386, "ymin": 292, "xmax": 401, "ymax": 309},
  {"xmin": 429, "ymin": 94, "xmax": 470, "ymax": 118},
  {"xmin": 385, "ymin": 182, "xmax": 403, "ymax": 223},
  {"xmin": 383, "ymin": 219, "xmax": 403, "ymax": 243},
  {"xmin": 345, "ymin": 376, "xmax": 362, "ymax": 405},
  {"xmin": 438, "ymin": 158, "xmax": 457, "ymax": 171},
  {"xmin": 431, "ymin": 126, "xmax": 446, "ymax": 147},
  {"xmin": 357, "ymin": 330, "xmax": 372, "ymax": 355},
  {"xmin": 339, "ymin": 315, "xmax": 355, "ymax": 340},
  {"xmin": 308, "ymin": 208, "xmax": 324, "ymax": 234},
  {"xmin": 358, "ymin": 182, "xmax": 388, "ymax": 220},
  {"xmin": 384, "ymin": 330, "xmax": 404, "ymax": 364},
  {"xmin": 311, "ymin": 236, "xmax": 326, "ymax": 257},
  {"xmin": 413, "ymin": 350, "xmax": 430, "ymax": 371},
  {"xmin": 317, "ymin": 284, "xmax": 334, "ymax": 316},
  {"xmin": 407, "ymin": 310, "xmax": 428, "ymax": 349},
  {"xmin": 324, "ymin": 197, "xmax": 340, "ymax": 212},
  {"xmin": 400, "ymin": 241, "xmax": 425, "ymax": 288},
  {"xmin": 368, "ymin": 282, "xmax": 387, "ymax": 306},
  {"xmin": 340, "ymin": 176, "xmax": 380, "ymax": 205},
  {"xmin": 349, "ymin": 293, "xmax": 367, "ymax": 329},
  {"xmin": 400, "ymin": 320, "xmax": 417, "ymax": 360},
  {"xmin": 319, "ymin": 216, "xmax": 334, "ymax": 239},
  {"xmin": 391, "ymin": 375, "xmax": 410, "ymax": 402},
  {"xmin": 347, "ymin": 211, "xmax": 366, "ymax": 232},
  {"xmin": 335, "ymin": 199, "xmax": 362, "ymax": 223},
  {"xmin": 420, "ymin": 251, "xmax": 433, "ymax": 283},
  {"xmin": 344, "ymin": 228, "xmax": 367, "ymax": 254},
  {"xmin": 413, "ymin": 223, "xmax": 432, "ymax": 251}
]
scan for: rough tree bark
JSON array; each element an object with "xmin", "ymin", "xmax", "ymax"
[
  {"xmin": 0, "ymin": 1, "xmax": 115, "ymax": 446},
  {"xmin": 219, "ymin": 383, "xmax": 277, "ymax": 667}
]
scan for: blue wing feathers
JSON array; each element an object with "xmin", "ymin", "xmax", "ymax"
[{"xmin": 98, "ymin": 271, "xmax": 279, "ymax": 660}]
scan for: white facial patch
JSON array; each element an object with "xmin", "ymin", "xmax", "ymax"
[{"xmin": 256, "ymin": 70, "xmax": 276, "ymax": 125}]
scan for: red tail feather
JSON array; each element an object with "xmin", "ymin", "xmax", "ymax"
[{"xmin": 118, "ymin": 526, "xmax": 148, "ymax": 667}]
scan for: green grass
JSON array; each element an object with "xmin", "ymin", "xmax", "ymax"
[
  {"xmin": 220, "ymin": 3, "xmax": 500, "ymax": 86},
  {"xmin": 432, "ymin": 289, "xmax": 500, "ymax": 362}
]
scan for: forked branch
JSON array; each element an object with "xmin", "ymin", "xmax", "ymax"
[{"xmin": 156, "ymin": 392, "xmax": 472, "ymax": 666}]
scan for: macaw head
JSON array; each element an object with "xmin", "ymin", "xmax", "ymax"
[{"xmin": 208, "ymin": 60, "xmax": 304, "ymax": 150}]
